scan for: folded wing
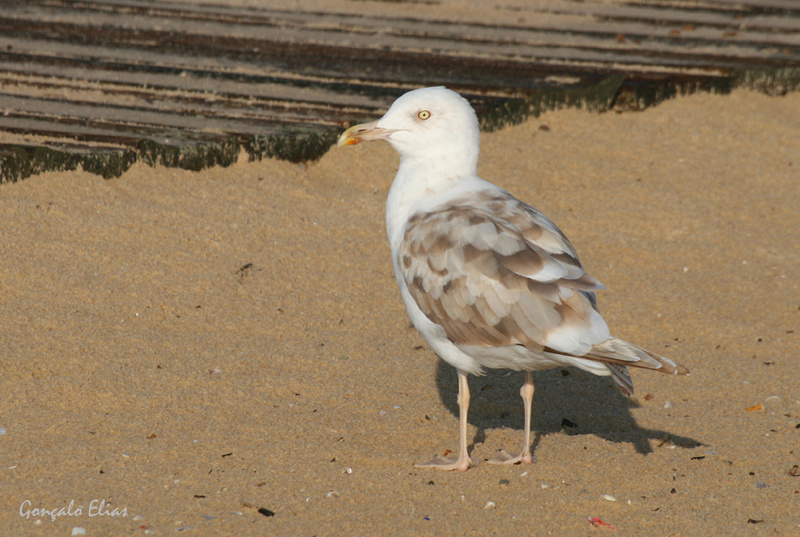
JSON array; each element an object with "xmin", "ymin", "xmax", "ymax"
[
  {"xmin": 399, "ymin": 188, "xmax": 688, "ymax": 392},
  {"xmin": 400, "ymin": 189, "xmax": 609, "ymax": 356}
]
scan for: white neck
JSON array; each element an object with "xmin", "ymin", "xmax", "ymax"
[
  {"xmin": 385, "ymin": 154, "xmax": 472, "ymax": 246},
  {"xmin": 386, "ymin": 134, "xmax": 479, "ymax": 232}
]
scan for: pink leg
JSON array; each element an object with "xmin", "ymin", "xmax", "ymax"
[
  {"xmin": 489, "ymin": 370, "xmax": 535, "ymax": 465},
  {"xmin": 415, "ymin": 369, "xmax": 476, "ymax": 471}
]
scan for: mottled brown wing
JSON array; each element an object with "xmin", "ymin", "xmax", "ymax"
[{"xmin": 399, "ymin": 190, "xmax": 611, "ymax": 356}]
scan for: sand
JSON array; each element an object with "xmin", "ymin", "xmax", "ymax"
[{"xmin": 1, "ymin": 89, "xmax": 799, "ymax": 536}]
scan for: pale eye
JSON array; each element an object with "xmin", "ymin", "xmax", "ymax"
[{"xmin": 417, "ymin": 110, "xmax": 431, "ymax": 120}]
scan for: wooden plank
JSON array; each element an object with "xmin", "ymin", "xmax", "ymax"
[{"xmin": 1, "ymin": 0, "xmax": 799, "ymax": 182}]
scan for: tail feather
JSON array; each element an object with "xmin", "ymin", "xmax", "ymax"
[
  {"xmin": 585, "ymin": 337, "xmax": 689, "ymax": 376},
  {"xmin": 607, "ymin": 364, "xmax": 634, "ymax": 396},
  {"xmin": 543, "ymin": 336, "xmax": 688, "ymax": 397}
]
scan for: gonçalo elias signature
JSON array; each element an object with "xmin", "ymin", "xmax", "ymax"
[{"xmin": 19, "ymin": 499, "xmax": 128, "ymax": 522}]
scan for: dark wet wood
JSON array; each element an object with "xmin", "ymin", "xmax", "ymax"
[{"xmin": 1, "ymin": 0, "xmax": 799, "ymax": 182}]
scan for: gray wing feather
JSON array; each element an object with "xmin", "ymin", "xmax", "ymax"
[{"xmin": 400, "ymin": 189, "xmax": 610, "ymax": 355}]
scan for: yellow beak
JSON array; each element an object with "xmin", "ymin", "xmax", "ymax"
[{"xmin": 337, "ymin": 120, "xmax": 396, "ymax": 147}]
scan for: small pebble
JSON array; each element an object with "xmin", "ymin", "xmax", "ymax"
[
  {"xmin": 540, "ymin": 483, "xmax": 550, "ymax": 489},
  {"xmin": 484, "ymin": 501, "xmax": 496, "ymax": 510},
  {"xmin": 499, "ymin": 479, "xmax": 510, "ymax": 486},
  {"xmin": 0, "ymin": 427, "xmax": 7, "ymax": 435},
  {"xmin": 325, "ymin": 490, "xmax": 340, "ymax": 499},
  {"xmin": 602, "ymin": 494, "xmax": 617, "ymax": 502},
  {"xmin": 755, "ymin": 482, "xmax": 769, "ymax": 489},
  {"xmin": 71, "ymin": 528, "xmax": 86, "ymax": 536}
]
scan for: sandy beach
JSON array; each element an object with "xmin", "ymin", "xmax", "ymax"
[{"xmin": 1, "ymin": 88, "xmax": 799, "ymax": 535}]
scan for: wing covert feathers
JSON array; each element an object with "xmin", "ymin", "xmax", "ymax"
[
  {"xmin": 399, "ymin": 188, "xmax": 689, "ymax": 385},
  {"xmin": 400, "ymin": 189, "xmax": 608, "ymax": 354}
]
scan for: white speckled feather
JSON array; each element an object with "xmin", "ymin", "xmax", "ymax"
[{"xmin": 400, "ymin": 187, "xmax": 610, "ymax": 359}]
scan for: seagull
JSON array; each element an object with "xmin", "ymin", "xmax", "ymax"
[{"xmin": 338, "ymin": 86, "xmax": 688, "ymax": 472}]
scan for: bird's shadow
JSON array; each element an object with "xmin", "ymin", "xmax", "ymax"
[{"xmin": 433, "ymin": 360, "xmax": 703, "ymax": 457}]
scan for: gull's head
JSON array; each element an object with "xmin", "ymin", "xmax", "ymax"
[{"xmin": 338, "ymin": 86, "xmax": 480, "ymax": 176}]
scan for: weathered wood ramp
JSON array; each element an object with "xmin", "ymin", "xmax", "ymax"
[{"xmin": 1, "ymin": 0, "xmax": 799, "ymax": 182}]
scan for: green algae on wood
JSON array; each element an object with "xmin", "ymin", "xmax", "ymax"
[{"xmin": 2, "ymin": 68, "xmax": 799, "ymax": 185}]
